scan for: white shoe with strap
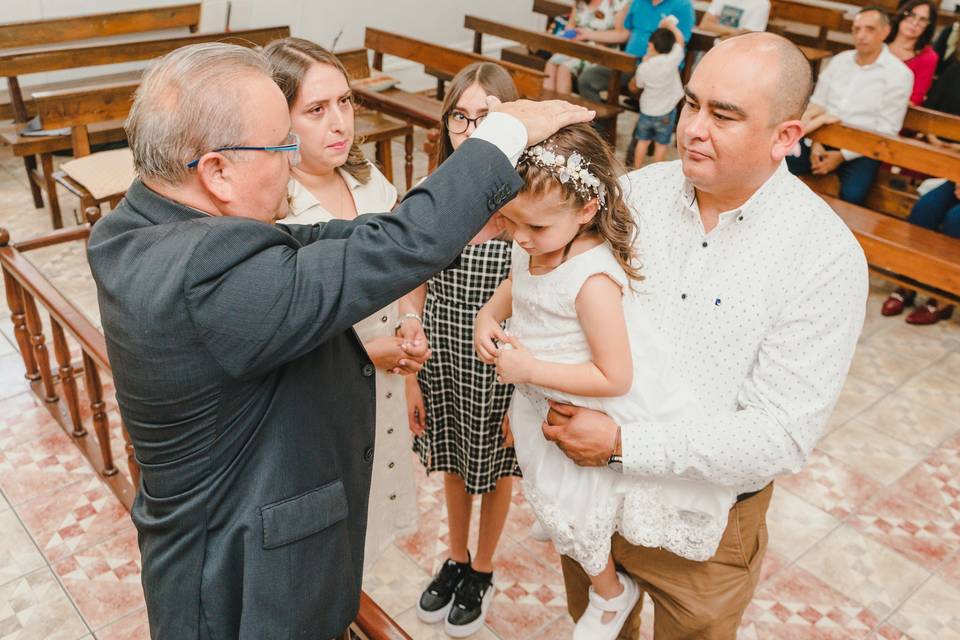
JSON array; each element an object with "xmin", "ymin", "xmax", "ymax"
[{"xmin": 572, "ymin": 572, "xmax": 640, "ymax": 640}]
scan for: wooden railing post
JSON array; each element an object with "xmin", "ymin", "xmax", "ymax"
[
  {"xmin": 82, "ymin": 352, "xmax": 117, "ymax": 476},
  {"xmin": 21, "ymin": 292, "xmax": 57, "ymax": 401},
  {"xmin": 0, "ymin": 245, "xmax": 39, "ymax": 380},
  {"xmin": 50, "ymin": 319, "xmax": 85, "ymax": 437}
]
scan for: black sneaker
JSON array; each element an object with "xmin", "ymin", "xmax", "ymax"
[
  {"xmin": 416, "ymin": 557, "xmax": 471, "ymax": 623},
  {"xmin": 444, "ymin": 568, "xmax": 495, "ymax": 638}
]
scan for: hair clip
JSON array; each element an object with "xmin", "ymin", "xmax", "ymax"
[{"xmin": 520, "ymin": 145, "xmax": 606, "ymax": 209}]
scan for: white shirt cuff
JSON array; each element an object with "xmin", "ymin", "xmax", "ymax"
[
  {"xmin": 840, "ymin": 149, "xmax": 861, "ymax": 162},
  {"xmin": 620, "ymin": 421, "xmax": 666, "ymax": 477},
  {"xmin": 472, "ymin": 112, "xmax": 528, "ymax": 167}
]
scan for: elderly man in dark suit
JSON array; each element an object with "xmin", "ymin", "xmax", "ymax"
[{"xmin": 86, "ymin": 42, "xmax": 593, "ymax": 639}]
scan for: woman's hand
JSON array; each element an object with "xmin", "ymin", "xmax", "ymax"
[
  {"xmin": 365, "ymin": 335, "xmax": 430, "ymax": 375},
  {"xmin": 475, "ymin": 308, "xmax": 509, "ymax": 364},
  {"xmin": 405, "ymin": 376, "xmax": 427, "ymax": 436},
  {"xmin": 396, "ymin": 316, "xmax": 430, "ymax": 362},
  {"xmin": 494, "ymin": 335, "xmax": 537, "ymax": 384},
  {"xmin": 573, "ymin": 28, "xmax": 596, "ymax": 41}
]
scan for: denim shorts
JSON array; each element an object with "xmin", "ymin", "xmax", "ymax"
[{"xmin": 633, "ymin": 109, "xmax": 676, "ymax": 145}]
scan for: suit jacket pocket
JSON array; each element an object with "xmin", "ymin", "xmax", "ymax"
[{"xmin": 260, "ymin": 479, "xmax": 348, "ymax": 550}]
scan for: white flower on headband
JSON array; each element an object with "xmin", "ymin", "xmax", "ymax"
[{"xmin": 521, "ymin": 144, "xmax": 607, "ymax": 209}]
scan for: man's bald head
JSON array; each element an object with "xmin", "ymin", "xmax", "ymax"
[{"xmin": 705, "ymin": 32, "xmax": 813, "ymax": 125}]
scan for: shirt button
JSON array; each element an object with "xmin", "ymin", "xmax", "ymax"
[
  {"xmin": 701, "ymin": 241, "xmax": 708, "ymax": 248},
  {"xmin": 738, "ymin": 215, "xmax": 744, "ymax": 221},
  {"xmin": 362, "ymin": 364, "xmax": 374, "ymax": 377},
  {"xmin": 381, "ymin": 315, "xmax": 388, "ymax": 323},
  {"xmin": 386, "ymin": 392, "xmax": 393, "ymax": 399},
  {"xmin": 387, "ymin": 428, "xmax": 394, "ymax": 434},
  {"xmin": 363, "ymin": 447, "xmax": 374, "ymax": 462},
  {"xmin": 389, "ymin": 493, "xmax": 397, "ymax": 501},
  {"xmin": 681, "ymin": 293, "xmax": 687, "ymax": 300},
  {"xmin": 388, "ymin": 461, "xmax": 395, "ymax": 469}
]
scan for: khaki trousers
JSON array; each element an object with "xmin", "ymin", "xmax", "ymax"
[{"xmin": 561, "ymin": 483, "xmax": 773, "ymax": 639}]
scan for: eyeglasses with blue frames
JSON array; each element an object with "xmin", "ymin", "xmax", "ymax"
[{"xmin": 185, "ymin": 131, "xmax": 301, "ymax": 168}]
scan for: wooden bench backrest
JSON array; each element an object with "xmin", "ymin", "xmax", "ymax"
[
  {"xmin": 33, "ymin": 81, "xmax": 137, "ymax": 157},
  {"xmin": 770, "ymin": 0, "xmax": 849, "ymax": 32},
  {"xmin": 0, "ymin": 3, "xmax": 202, "ymax": 50},
  {"xmin": 903, "ymin": 106, "xmax": 960, "ymax": 142},
  {"xmin": 811, "ymin": 123, "xmax": 960, "ymax": 183},
  {"xmin": 533, "ymin": 0, "xmax": 573, "ymax": 19},
  {"xmin": 364, "ymin": 28, "xmax": 546, "ymax": 98},
  {"xmin": 0, "ymin": 26, "xmax": 290, "ymax": 78},
  {"xmin": 335, "ymin": 48, "xmax": 371, "ymax": 81},
  {"xmin": 824, "ymin": 194, "xmax": 960, "ymax": 296},
  {"xmin": 464, "ymin": 15, "xmax": 636, "ymax": 73}
]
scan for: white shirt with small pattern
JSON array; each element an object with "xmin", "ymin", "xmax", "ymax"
[{"xmin": 618, "ymin": 160, "xmax": 868, "ymax": 496}]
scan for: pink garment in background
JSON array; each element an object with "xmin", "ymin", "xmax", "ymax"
[{"xmin": 904, "ymin": 46, "xmax": 939, "ymax": 105}]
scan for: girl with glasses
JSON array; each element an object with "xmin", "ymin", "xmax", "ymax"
[
  {"xmin": 263, "ymin": 37, "xmax": 422, "ymax": 573},
  {"xmin": 407, "ymin": 62, "xmax": 521, "ymax": 638},
  {"xmin": 886, "ymin": 0, "xmax": 940, "ymax": 104}
]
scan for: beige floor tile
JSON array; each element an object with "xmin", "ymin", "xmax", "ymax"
[
  {"xmin": 0, "ymin": 568, "xmax": 89, "ymax": 640},
  {"xmin": 888, "ymin": 576, "xmax": 960, "ymax": 639},
  {"xmin": 361, "ymin": 545, "xmax": 430, "ymax": 620},
  {"xmin": 897, "ymin": 365, "xmax": 960, "ymax": 418},
  {"xmin": 847, "ymin": 342, "xmax": 934, "ymax": 391},
  {"xmin": 856, "ymin": 390, "xmax": 960, "ymax": 452},
  {"xmin": 865, "ymin": 322, "xmax": 958, "ymax": 365},
  {"xmin": 797, "ymin": 524, "xmax": 929, "ymax": 618},
  {"xmin": 765, "ymin": 487, "xmax": 839, "ymax": 561},
  {"xmin": 393, "ymin": 606, "xmax": 501, "ymax": 640},
  {"xmin": 824, "ymin": 374, "xmax": 887, "ymax": 432},
  {"xmin": 818, "ymin": 419, "xmax": 926, "ymax": 485},
  {"xmin": 0, "ymin": 509, "xmax": 45, "ymax": 585}
]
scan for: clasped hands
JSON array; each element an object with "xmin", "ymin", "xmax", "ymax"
[
  {"xmin": 809, "ymin": 141, "xmax": 844, "ymax": 175},
  {"xmin": 366, "ymin": 317, "xmax": 431, "ymax": 375},
  {"xmin": 474, "ymin": 311, "xmax": 619, "ymax": 467}
]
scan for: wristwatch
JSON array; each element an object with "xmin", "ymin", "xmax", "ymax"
[{"xmin": 607, "ymin": 424, "xmax": 623, "ymax": 472}]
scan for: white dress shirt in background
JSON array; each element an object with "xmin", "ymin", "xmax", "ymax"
[
  {"xmin": 618, "ymin": 161, "xmax": 868, "ymax": 496},
  {"xmin": 809, "ymin": 45, "xmax": 913, "ymax": 161},
  {"xmin": 635, "ymin": 43, "xmax": 686, "ymax": 117}
]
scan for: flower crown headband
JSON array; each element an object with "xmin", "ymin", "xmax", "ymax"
[{"xmin": 520, "ymin": 144, "xmax": 606, "ymax": 210}]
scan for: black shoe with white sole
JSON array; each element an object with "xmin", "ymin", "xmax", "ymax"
[
  {"xmin": 444, "ymin": 568, "xmax": 495, "ymax": 638},
  {"xmin": 416, "ymin": 557, "xmax": 471, "ymax": 623}
]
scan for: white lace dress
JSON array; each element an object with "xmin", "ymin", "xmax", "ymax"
[{"xmin": 507, "ymin": 242, "xmax": 737, "ymax": 576}]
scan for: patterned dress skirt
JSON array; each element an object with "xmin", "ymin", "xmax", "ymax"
[{"xmin": 413, "ymin": 240, "xmax": 521, "ymax": 494}]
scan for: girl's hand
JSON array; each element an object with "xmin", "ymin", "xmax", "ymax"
[
  {"xmin": 396, "ymin": 316, "xmax": 430, "ymax": 361},
  {"xmin": 475, "ymin": 308, "xmax": 509, "ymax": 364},
  {"xmin": 573, "ymin": 28, "xmax": 595, "ymax": 41},
  {"xmin": 495, "ymin": 335, "xmax": 537, "ymax": 384},
  {"xmin": 501, "ymin": 412, "xmax": 514, "ymax": 448},
  {"xmin": 365, "ymin": 335, "xmax": 429, "ymax": 375},
  {"xmin": 405, "ymin": 377, "xmax": 427, "ymax": 436}
]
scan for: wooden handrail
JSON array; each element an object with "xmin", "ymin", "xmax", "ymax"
[
  {"xmin": 810, "ymin": 123, "xmax": 960, "ymax": 183},
  {"xmin": 0, "ymin": 3, "xmax": 202, "ymax": 49},
  {"xmin": 903, "ymin": 106, "xmax": 960, "ymax": 142},
  {"xmin": 533, "ymin": 0, "xmax": 573, "ymax": 18},
  {"xmin": 0, "ymin": 26, "xmax": 290, "ymax": 77},
  {"xmin": 34, "ymin": 81, "xmax": 138, "ymax": 130},
  {"xmin": 0, "ymin": 224, "xmax": 412, "ymax": 640}
]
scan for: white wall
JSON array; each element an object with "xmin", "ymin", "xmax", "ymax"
[{"xmin": 10, "ymin": 0, "xmax": 547, "ymax": 92}]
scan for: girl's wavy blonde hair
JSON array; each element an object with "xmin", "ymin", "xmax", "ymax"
[{"xmin": 517, "ymin": 123, "xmax": 641, "ymax": 282}]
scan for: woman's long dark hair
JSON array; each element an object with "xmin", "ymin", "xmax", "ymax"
[{"xmin": 887, "ymin": 0, "xmax": 939, "ymax": 53}]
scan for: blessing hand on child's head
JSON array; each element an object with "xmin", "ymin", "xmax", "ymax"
[{"xmin": 495, "ymin": 335, "xmax": 535, "ymax": 385}]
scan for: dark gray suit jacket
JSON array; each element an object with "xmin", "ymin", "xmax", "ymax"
[{"xmin": 87, "ymin": 139, "xmax": 521, "ymax": 640}]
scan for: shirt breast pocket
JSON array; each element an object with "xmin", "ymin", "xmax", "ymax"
[{"xmin": 259, "ymin": 479, "xmax": 349, "ymax": 550}]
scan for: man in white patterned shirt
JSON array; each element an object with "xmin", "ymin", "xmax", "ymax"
[{"xmin": 539, "ymin": 32, "xmax": 868, "ymax": 638}]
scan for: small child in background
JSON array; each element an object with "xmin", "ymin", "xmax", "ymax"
[{"xmin": 629, "ymin": 17, "xmax": 686, "ymax": 168}]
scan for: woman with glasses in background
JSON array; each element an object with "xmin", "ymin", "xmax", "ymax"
[
  {"xmin": 406, "ymin": 62, "xmax": 522, "ymax": 637},
  {"xmin": 263, "ymin": 37, "xmax": 422, "ymax": 571},
  {"xmin": 886, "ymin": 0, "xmax": 940, "ymax": 104}
]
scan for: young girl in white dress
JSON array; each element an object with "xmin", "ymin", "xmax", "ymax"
[{"xmin": 474, "ymin": 124, "xmax": 736, "ymax": 640}]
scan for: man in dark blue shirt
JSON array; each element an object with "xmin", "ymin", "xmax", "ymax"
[{"xmin": 579, "ymin": 0, "xmax": 696, "ymax": 103}]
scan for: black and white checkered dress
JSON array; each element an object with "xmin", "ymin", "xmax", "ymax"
[{"xmin": 413, "ymin": 239, "xmax": 521, "ymax": 494}]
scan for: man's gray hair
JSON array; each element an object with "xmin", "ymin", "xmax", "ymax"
[{"xmin": 125, "ymin": 43, "xmax": 271, "ymax": 185}]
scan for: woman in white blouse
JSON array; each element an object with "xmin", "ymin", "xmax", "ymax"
[{"xmin": 264, "ymin": 37, "xmax": 421, "ymax": 571}]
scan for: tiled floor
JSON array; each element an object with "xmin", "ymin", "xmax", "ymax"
[{"xmin": 0, "ymin": 111, "xmax": 959, "ymax": 639}]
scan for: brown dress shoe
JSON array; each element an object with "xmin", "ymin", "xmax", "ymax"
[
  {"xmin": 882, "ymin": 288, "xmax": 916, "ymax": 316},
  {"xmin": 906, "ymin": 298, "xmax": 955, "ymax": 325}
]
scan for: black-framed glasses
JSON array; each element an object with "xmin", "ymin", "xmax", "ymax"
[
  {"xmin": 185, "ymin": 131, "xmax": 301, "ymax": 168},
  {"xmin": 901, "ymin": 10, "xmax": 931, "ymax": 24},
  {"xmin": 446, "ymin": 111, "xmax": 487, "ymax": 134}
]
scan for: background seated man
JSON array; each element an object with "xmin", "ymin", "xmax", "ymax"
[
  {"xmin": 699, "ymin": 0, "xmax": 770, "ymax": 35},
  {"xmin": 786, "ymin": 7, "xmax": 912, "ymax": 205}
]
